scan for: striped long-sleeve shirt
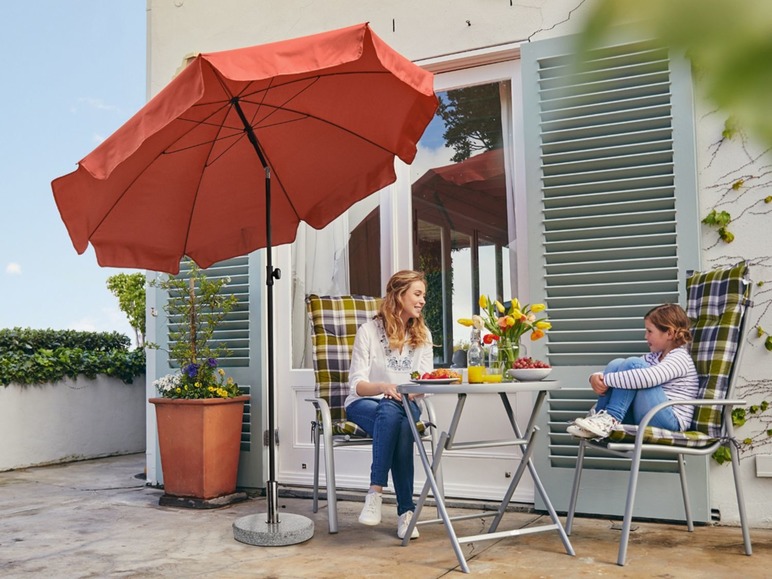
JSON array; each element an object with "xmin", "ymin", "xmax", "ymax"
[{"xmin": 602, "ymin": 345, "xmax": 699, "ymax": 430}]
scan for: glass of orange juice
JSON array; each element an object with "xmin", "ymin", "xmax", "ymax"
[{"xmin": 467, "ymin": 365, "xmax": 485, "ymax": 384}]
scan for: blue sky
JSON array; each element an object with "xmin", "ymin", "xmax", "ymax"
[{"xmin": 0, "ymin": 1, "xmax": 145, "ymax": 342}]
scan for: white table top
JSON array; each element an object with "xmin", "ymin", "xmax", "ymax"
[{"xmin": 398, "ymin": 380, "xmax": 560, "ymax": 395}]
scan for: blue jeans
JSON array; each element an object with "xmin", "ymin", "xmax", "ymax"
[
  {"xmin": 595, "ymin": 357, "xmax": 680, "ymax": 430},
  {"xmin": 346, "ymin": 397, "xmax": 421, "ymax": 516}
]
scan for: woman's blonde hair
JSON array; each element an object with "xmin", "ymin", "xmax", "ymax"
[
  {"xmin": 644, "ymin": 303, "xmax": 692, "ymax": 347},
  {"xmin": 378, "ymin": 270, "xmax": 431, "ymax": 350}
]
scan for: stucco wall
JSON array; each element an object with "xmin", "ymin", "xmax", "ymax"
[
  {"xmin": 0, "ymin": 375, "xmax": 146, "ymax": 471},
  {"xmin": 694, "ymin": 99, "xmax": 772, "ymax": 526}
]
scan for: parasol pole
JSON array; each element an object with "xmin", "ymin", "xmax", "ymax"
[{"xmin": 231, "ymin": 98, "xmax": 314, "ymax": 545}]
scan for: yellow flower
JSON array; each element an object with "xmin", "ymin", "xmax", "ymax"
[
  {"xmin": 495, "ymin": 300, "xmax": 505, "ymax": 313},
  {"xmin": 536, "ymin": 321, "xmax": 551, "ymax": 330},
  {"xmin": 509, "ymin": 298, "xmax": 520, "ymax": 312},
  {"xmin": 479, "ymin": 295, "xmax": 489, "ymax": 309},
  {"xmin": 531, "ymin": 303, "xmax": 546, "ymax": 313},
  {"xmin": 218, "ymin": 368, "xmax": 225, "ymax": 377},
  {"xmin": 458, "ymin": 318, "xmax": 474, "ymax": 327}
]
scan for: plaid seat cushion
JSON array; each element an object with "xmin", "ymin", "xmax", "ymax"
[
  {"xmin": 607, "ymin": 424, "xmax": 719, "ymax": 447},
  {"xmin": 307, "ymin": 294, "xmax": 429, "ymax": 438},
  {"xmin": 332, "ymin": 419, "xmax": 427, "ymax": 438},
  {"xmin": 607, "ymin": 262, "xmax": 750, "ymax": 447}
]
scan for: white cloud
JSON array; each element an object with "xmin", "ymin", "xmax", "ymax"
[
  {"xmin": 68, "ymin": 308, "xmax": 134, "ymax": 342},
  {"xmin": 5, "ymin": 262, "xmax": 21, "ymax": 275},
  {"xmin": 78, "ymin": 97, "xmax": 120, "ymax": 112},
  {"xmin": 68, "ymin": 317, "xmax": 98, "ymax": 332},
  {"xmin": 409, "ymin": 142, "xmax": 455, "ymax": 184}
]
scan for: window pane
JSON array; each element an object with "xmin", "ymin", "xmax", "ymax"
[{"xmin": 411, "ymin": 81, "xmax": 513, "ymax": 365}]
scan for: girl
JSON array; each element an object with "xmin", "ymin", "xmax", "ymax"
[
  {"xmin": 344, "ymin": 270, "xmax": 434, "ymax": 539},
  {"xmin": 568, "ymin": 303, "xmax": 698, "ymax": 439}
]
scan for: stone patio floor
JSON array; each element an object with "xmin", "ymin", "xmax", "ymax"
[{"xmin": 1, "ymin": 453, "xmax": 769, "ymax": 577}]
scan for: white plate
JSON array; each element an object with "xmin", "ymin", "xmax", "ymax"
[
  {"xmin": 508, "ymin": 368, "xmax": 552, "ymax": 381},
  {"xmin": 410, "ymin": 378, "xmax": 459, "ymax": 385}
]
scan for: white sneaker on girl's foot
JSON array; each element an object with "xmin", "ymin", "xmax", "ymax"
[
  {"xmin": 358, "ymin": 491, "xmax": 382, "ymax": 526},
  {"xmin": 574, "ymin": 410, "xmax": 619, "ymax": 438},
  {"xmin": 397, "ymin": 510, "xmax": 419, "ymax": 539},
  {"xmin": 566, "ymin": 422, "xmax": 596, "ymax": 439}
]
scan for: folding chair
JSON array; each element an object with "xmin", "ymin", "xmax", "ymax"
[
  {"xmin": 565, "ymin": 261, "xmax": 753, "ymax": 565},
  {"xmin": 305, "ymin": 294, "xmax": 439, "ymax": 533}
]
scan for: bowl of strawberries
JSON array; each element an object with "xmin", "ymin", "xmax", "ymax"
[{"xmin": 508, "ymin": 357, "xmax": 552, "ymax": 381}]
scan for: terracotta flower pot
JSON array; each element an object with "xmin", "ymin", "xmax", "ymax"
[{"xmin": 150, "ymin": 395, "xmax": 249, "ymax": 499}]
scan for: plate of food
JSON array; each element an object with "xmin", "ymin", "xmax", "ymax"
[{"xmin": 410, "ymin": 369, "xmax": 462, "ymax": 385}]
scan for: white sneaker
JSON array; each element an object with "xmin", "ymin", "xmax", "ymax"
[
  {"xmin": 397, "ymin": 510, "xmax": 419, "ymax": 539},
  {"xmin": 358, "ymin": 491, "xmax": 382, "ymax": 526},
  {"xmin": 574, "ymin": 410, "xmax": 619, "ymax": 438},
  {"xmin": 566, "ymin": 423, "xmax": 596, "ymax": 439}
]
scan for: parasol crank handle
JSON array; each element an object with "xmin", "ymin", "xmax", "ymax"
[{"xmin": 266, "ymin": 266, "xmax": 281, "ymax": 285}]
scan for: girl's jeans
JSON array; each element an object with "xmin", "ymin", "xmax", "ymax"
[
  {"xmin": 595, "ymin": 357, "xmax": 680, "ymax": 430},
  {"xmin": 346, "ymin": 397, "xmax": 421, "ymax": 516}
]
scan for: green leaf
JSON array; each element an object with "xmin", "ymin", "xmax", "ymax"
[
  {"xmin": 712, "ymin": 446, "xmax": 731, "ymax": 465},
  {"xmin": 766, "ymin": 336, "xmax": 772, "ymax": 351},
  {"xmin": 718, "ymin": 227, "xmax": 735, "ymax": 243},
  {"xmin": 722, "ymin": 116, "xmax": 740, "ymax": 140},
  {"xmin": 732, "ymin": 407, "xmax": 747, "ymax": 427},
  {"xmin": 702, "ymin": 209, "xmax": 732, "ymax": 227}
]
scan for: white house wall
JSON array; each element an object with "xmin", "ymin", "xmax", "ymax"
[{"xmin": 146, "ymin": 0, "xmax": 772, "ymax": 527}]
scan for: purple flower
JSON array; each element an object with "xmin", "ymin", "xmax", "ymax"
[
  {"xmin": 183, "ymin": 363, "xmax": 199, "ymax": 378},
  {"xmin": 207, "ymin": 358, "xmax": 218, "ymax": 368}
]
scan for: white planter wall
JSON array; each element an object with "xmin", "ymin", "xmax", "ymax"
[{"xmin": 0, "ymin": 375, "xmax": 146, "ymax": 471}]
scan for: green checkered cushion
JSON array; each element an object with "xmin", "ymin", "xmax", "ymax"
[
  {"xmin": 607, "ymin": 262, "xmax": 750, "ymax": 447},
  {"xmin": 307, "ymin": 294, "xmax": 428, "ymax": 438}
]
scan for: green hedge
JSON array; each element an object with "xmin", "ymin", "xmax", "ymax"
[{"xmin": 0, "ymin": 328, "xmax": 145, "ymax": 386}]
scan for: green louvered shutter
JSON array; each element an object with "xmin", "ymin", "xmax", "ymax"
[{"xmin": 521, "ymin": 34, "xmax": 710, "ymax": 521}]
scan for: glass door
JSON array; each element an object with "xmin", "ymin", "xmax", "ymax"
[{"xmin": 410, "ymin": 80, "xmax": 514, "ymax": 366}]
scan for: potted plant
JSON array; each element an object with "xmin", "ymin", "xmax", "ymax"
[{"xmin": 149, "ymin": 261, "xmax": 249, "ymax": 502}]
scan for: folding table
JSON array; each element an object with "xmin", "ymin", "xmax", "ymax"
[{"xmin": 398, "ymin": 381, "xmax": 575, "ymax": 573}]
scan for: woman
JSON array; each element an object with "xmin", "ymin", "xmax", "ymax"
[{"xmin": 344, "ymin": 270, "xmax": 434, "ymax": 540}]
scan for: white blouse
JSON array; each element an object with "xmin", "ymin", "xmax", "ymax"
[{"xmin": 344, "ymin": 318, "xmax": 433, "ymax": 409}]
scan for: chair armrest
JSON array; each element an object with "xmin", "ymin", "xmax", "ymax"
[
  {"xmin": 423, "ymin": 396, "xmax": 439, "ymax": 427},
  {"xmin": 626, "ymin": 397, "xmax": 748, "ymax": 449},
  {"xmin": 305, "ymin": 396, "xmax": 334, "ymax": 434}
]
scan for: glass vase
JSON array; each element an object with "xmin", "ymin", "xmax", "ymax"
[{"xmin": 495, "ymin": 338, "xmax": 519, "ymax": 380}]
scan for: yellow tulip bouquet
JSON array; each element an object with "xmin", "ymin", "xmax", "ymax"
[{"xmin": 459, "ymin": 295, "xmax": 551, "ymax": 370}]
